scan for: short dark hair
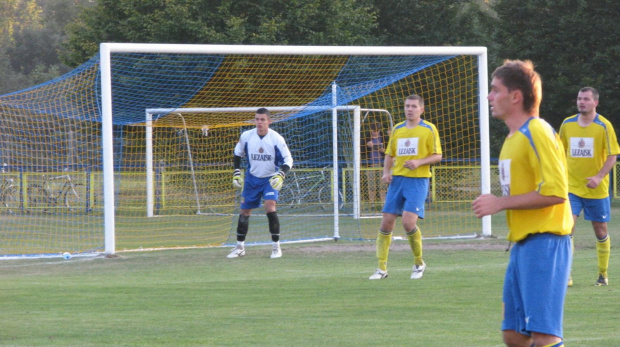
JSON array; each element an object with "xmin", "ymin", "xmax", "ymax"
[
  {"xmin": 406, "ymin": 94, "xmax": 424, "ymax": 107},
  {"xmin": 491, "ymin": 59, "xmax": 542, "ymax": 115},
  {"xmin": 579, "ymin": 86, "xmax": 599, "ymax": 101},
  {"xmin": 256, "ymin": 107, "xmax": 270, "ymax": 116}
]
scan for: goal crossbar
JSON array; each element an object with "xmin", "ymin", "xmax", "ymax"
[
  {"xmin": 144, "ymin": 106, "xmax": 365, "ymax": 241},
  {"xmin": 99, "ymin": 43, "xmax": 491, "ymax": 256}
]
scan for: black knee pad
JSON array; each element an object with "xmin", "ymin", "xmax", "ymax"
[
  {"xmin": 236, "ymin": 215, "xmax": 250, "ymax": 241},
  {"xmin": 267, "ymin": 212, "xmax": 280, "ymax": 242}
]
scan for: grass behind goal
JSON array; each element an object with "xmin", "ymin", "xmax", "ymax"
[
  {"xmin": 2, "ymin": 213, "xmax": 619, "ymax": 346},
  {"xmin": 1, "ymin": 45, "xmax": 488, "ymax": 256}
]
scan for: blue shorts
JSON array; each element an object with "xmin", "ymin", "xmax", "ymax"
[
  {"xmin": 568, "ymin": 193, "xmax": 611, "ymax": 222},
  {"xmin": 240, "ymin": 174, "xmax": 279, "ymax": 210},
  {"xmin": 382, "ymin": 176, "xmax": 428, "ymax": 217},
  {"xmin": 502, "ymin": 233, "xmax": 572, "ymax": 338}
]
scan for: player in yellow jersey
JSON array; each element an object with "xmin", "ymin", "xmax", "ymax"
[
  {"xmin": 472, "ymin": 60, "xmax": 572, "ymax": 347},
  {"xmin": 559, "ymin": 87, "xmax": 620, "ymax": 287},
  {"xmin": 368, "ymin": 95, "xmax": 442, "ymax": 280}
]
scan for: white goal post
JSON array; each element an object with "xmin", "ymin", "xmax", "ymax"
[
  {"xmin": 99, "ymin": 43, "xmax": 492, "ymax": 256},
  {"xmin": 144, "ymin": 105, "xmax": 363, "ymax": 240},
  {"xmin": 144, "ymin": 106, "xmax": 396, "ymax": 221}
]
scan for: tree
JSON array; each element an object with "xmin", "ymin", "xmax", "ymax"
[
  {"xmin": 62, "ymin": 0, "xmax": 379, "ymax": 67},
  {"xmin": 493, "ymin": 0, "xmax": 620, "ymax": 131},
  {"xmin": 372, "ymin": 0, "xmax": 496, "ymax": 48},
  {"xmin": 371, "ymin": 0, "xmax": 500, "ymax": 156},
  {"xmin": 0, "ymin": 0, "xmax": 42, "ymax": 43},
  {"xmin": 0, "ymin": 0, "xmax": 94, "ymax": 95}
]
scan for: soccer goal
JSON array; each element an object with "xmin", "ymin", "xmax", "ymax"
[
  {"xmin": 0, "ymin": 44, "xmax": 491, "ymax": 258},
  {"xmin": 144, "ymin": 106, "xmax": 363, "ymax": 221}
]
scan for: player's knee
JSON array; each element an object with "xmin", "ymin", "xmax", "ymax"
[
  {"xmin": 380, "ymin": 214, "xmax": 397, "ymax": 230},
  {"xmin": 502, "ymin": 330, "xmax": 530, "ymax": 347}
]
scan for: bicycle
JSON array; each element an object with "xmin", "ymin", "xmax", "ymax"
[
  {"xmin": 27, "ymin": 174, "xmax": 83, "ymax": 213},
  {"xmin": 278, "ymin": 167, "xmax": 344, "ymax": 211},
  {"xmin": 0, "ymin": 177, "xmax": 19, "ymax": 214}
]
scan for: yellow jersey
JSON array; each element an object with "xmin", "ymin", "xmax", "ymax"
[
  {"xmin": 385, "ymin": 119, "xmax": 442, "ymax": 178},
  {"xmin": 499, "ymin": 117, "xmax": 573, "ymax": 242},
  {"xmin": 559, "ymin": 114, "xmax": 620, "ymax": 199}
]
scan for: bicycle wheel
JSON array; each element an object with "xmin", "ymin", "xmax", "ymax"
[
  {"xmin": 27, "ymin": 185, "xmax": 49, "ymax": 213},
  {"xmin": 63, "ymin": 184, "xmax": 83, "ymax": 212},
  {"xmin": 277, "ymin": 186, "xmax": 297, "ymax": 209},
  {"xmin": 0, "ymin": 186, "xmax": 19, "ymax": 214},
  {"xmin": 318, "ymin": 185, "xmax": 344, "ymax": 210}
]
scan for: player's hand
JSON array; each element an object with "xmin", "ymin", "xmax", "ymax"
[
  {"xmin": 586, "ymin": 176, "xmax": 601, "ymax": 189},
  {"xmin": 472, "ymin": 194, "xmax": 501, "ymax": 218},
  {"xmin": 381, "ymin": 172, "xmax": 392, "ymax": 184},
  {"xmin": 403, "ymin": 159, "xmax": 421, "ymax": 170},
  {"xmin": 269, "ymin": 171, "xmax": 285, "ymax": 191},
  {"xmin": 232, "ymin": 169, "xmax": 243, "ymax": 189}
]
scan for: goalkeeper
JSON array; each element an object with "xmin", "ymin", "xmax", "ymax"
[{"xmin": 228, "ymin": 108, "xmax": 293, "ymax": 259}]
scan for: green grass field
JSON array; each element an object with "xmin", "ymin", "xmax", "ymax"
[{"xmin": 1, "ymin": 213, "xmax": 620, "ymax": 346}]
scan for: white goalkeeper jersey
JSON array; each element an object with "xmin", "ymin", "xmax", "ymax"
[{"xmin": 234, "ymin": 128, "xmax": 293, "ymax": 178}]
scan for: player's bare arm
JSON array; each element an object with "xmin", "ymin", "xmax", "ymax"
[
  {"xmin": 381, "ymin": 154, "xmax": 394, "ymax": 184},
  {"xmin": 403, "ymin": 153, "xmax": 442, "ymax": 170},
  {"xmin": 586, "ymin": 154, "xmax": 617, "ymax": 189},
  {"xmin": 473, "ymin": 191, "xmax": 565, "ymax": 218}
]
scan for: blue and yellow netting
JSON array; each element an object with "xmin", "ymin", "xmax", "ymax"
[{"xmin": 0, "ymin": 51, "xmax": 482, "ymax": 256}]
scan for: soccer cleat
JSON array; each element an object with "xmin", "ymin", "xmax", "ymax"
[
  {"xmin": 595, "ymin": 274, "xmax": 608, "ymax": 286},
  {"xmin": 567, "ymin": 276, "xmax": 573, "ymax": 287},
  {"xmin": 411, "ymin": 261, "xmax": 426, "ymax": 279},
  {"xmin": 270, "ymin": 244, "xmax": 282, "ymax": 259},
  {"xmin": 369, "ymin": 269, "xmax": 388, "ymax": 280},
  {"xmin": 227, "ymin": 245, "xmax": 245, "ymax": 258}
]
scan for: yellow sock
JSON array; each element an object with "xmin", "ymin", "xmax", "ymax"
[
  {"xmin": 377, "ymin": 230, "xmax": 392, "ymax": 271},
  {"xmin": 407, "ymin": 226, "xmax": 423, "ymax": 266},
  {"xmin": 596, "ymin": 235, "xmax": 610, "ymax": 277},
  {"xmin": 537, "ymin": 341, "xmax": 564, "ymax": 347}
]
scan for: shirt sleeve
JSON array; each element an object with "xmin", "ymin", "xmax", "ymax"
[
  {"xmin": 531, "ymin": 121, "xmax": 568, "ymax": 198},
  {"xmin": 234, "ymin": 131, "xmax": 248, "ymax": 157},
  {"xmin": 429, "ymin": 123, "xmax": 442, "ymax": 155},
  {"xmin": 277, "ymin": 134, "xmax": 293, "ymax": 169},
  {"xmin": 604, "ymin": 118, "xmax": 620, "ymax": 156}
]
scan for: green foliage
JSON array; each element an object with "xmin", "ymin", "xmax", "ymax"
[
  {"xmin": 489, "ymin": 117, "xmax": 508, "ymax": 158},
  {"xmin": 2, "ymin": 0, "xmax": 498, "ymax": 101},
  {"xmin": 492, "ymin": 0, "xmax": 620, "ymax": 130},
  {"xmin": 62, "ymin": 0, "xmax": 380, "ymax": 66},
  {"xmin": 0, "ymin": 0, "xmax": 93, "ymax": 95},
  {"xmin": 373, "ymin": 0, "xmax": 496, "ymax": 49},
  {"xmin": 60, "ymin": 0, "xmax": 499, "ymax": 66},
  {"xmin": 0, "ymin": 0, "xmax": 42, "ymax": 43}
]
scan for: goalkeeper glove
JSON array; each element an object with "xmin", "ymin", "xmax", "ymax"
[
  {"xmin": 269, "ymin": 170, "xmax": 285, "ymax": 191},
  {"xmin": 232, "ymin": 169, "xmax": 243, "ymax": 188}
]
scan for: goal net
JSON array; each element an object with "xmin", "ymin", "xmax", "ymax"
[{"xmin": 0, "ymin": 44, "xmax": 490, "ymax": 257}]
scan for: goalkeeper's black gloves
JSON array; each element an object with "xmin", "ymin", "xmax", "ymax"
[
  {"xmin": 232, "ymin": 169, "xmax": 243, "ymax": 188},
  {"xmin": 269, "ymin": 170, "xmax": 285, "ymax": 191}
]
